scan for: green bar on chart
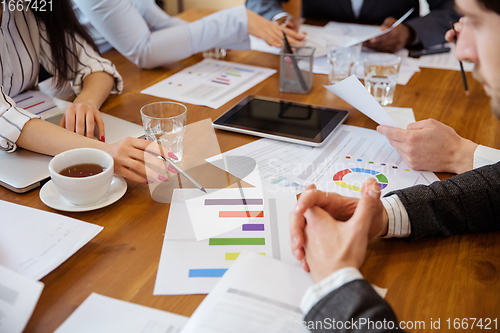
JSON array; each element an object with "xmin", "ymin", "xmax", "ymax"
[{"xmin": 209, "ymin": 238, "xmax": 265, "ymax": 246}]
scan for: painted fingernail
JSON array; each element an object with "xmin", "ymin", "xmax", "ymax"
[
  {"xmin": 101, "ymin": 136, "xmax": 105, "ymax": 142},
  {"xmin": 167, "ymin": 165, "xmax": 179, "ymax": 174},
  {"xmin": 158, "ymin": 175, "xmax": 169, "ymax": 182},
  {"xmin": 146, "ymin": 180, "xmax": 154, "ymax": 184},
  {"xmin": 167, "ymin": 152, "xmax": 178, "ymax": 160},
  {"xmin": 293, "ymin": 236, "xmax": 299, "ymax": 246},
  {"xmin": 294, "ymin": 249, "xmax": 301, "ymax": 257}
]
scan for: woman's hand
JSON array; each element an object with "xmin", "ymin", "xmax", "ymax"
[
  {"xmin": 60, "ymin": 102, "xmax": 105, "ymax": 141},
  {"xmin": 102, "ymin": 137, "xmax": 179, "ymax": 184}
]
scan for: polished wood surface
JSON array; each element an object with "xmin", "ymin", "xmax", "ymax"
[{"xmin": 2, "ymin": 9, "xmax": 499, "ymax": 332}]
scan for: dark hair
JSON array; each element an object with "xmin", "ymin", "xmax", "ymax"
[
  {"xmin": 477, "ymin": 0, "xmax": 500, "ymax": 15},
  {"xmin": 32, "ymin": 0, "xmax": 99, "ymax": 88}
]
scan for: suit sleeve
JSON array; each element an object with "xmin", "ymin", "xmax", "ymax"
[
  {"xmin": 405, "ymin": 0, "xmax": 460, "ymax": 48},
  {"xmin": 245, "ymin": 0, "xmax": 286, "ymax": 20},
  {"xmin": 305, "ymin": 280, "xmax": 403, "ymax": 332},
  {"xmin": 389, "ymin": 162, "xmax": 500, "ymax": 240}
]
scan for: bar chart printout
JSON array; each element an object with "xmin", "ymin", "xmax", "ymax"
[
  {"xmin": 141, "ymin": 59, "xmax": 277, "ymax": 109},
  {"xmin": 154, "ymin": 188, "xmax": 297, "ymax": 295}
]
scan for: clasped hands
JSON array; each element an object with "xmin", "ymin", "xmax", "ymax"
[{"xmin": 289, "ymin": 179, "xmax": 388, "ymax": 284}]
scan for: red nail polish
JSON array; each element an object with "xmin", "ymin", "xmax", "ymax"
[
  {"xmin": 101, "ymin": 136, "xmax": 105, "ymax": 142},
  {"xmin": 168, "ymin": 152, "xmax": 178, "ymax": 160},
  {"xmin": 167, "ymin": 165, "xmax": 179, "ymax": 174},
  {"xmin": 158, "ymin": 175, "xmax": 169, "ymax": 182},
  {"xmin": 146, "ymin": 180, "xmax": 154, "ymax": 184}
]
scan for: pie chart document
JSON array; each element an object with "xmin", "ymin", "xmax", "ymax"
[{"xmin": 286, "ymin": 125, "xmax": 421, "ymax": 197}]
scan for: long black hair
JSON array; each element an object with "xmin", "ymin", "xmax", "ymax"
[{"xmin": 31, "ymin": 0, "xmax": 99, "ymax": 88}]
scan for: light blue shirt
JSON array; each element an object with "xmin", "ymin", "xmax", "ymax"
[{"xmin": 72, "ymin": 0, "xmax": 250, "ymax": 68}]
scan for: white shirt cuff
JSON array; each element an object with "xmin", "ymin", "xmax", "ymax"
[
  {"xmin": 381, "ymin": 195, "xmax": 411, "ymax": 238},
  {"xmin": 473, "ymin": 145, "xmax": 500, "ymax": 169},
  {"xmin": 300, "ymin": 267, "xmax": 363, "ymax": 314},
  {"xmin": 271, "ymin": 12, "xmax": 290, "ymax": 22}
]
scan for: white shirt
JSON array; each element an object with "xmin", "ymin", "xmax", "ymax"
[
  {"xmin": 301, "ymin": 144, "xmax": 500, "ymax": 314},
  {"xmin": 0, "ymin": 7, "xmax": 122, "ymax": 152},
  {"xmin": 72, "ymin": 0, "xmax": 250, "ymax": 69}
]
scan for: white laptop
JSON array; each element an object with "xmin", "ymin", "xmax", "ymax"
[{"xmin": 0, "ymin": 93, "xmax": 145, "ymax": 193}]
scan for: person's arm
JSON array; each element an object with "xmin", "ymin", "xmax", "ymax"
[
  {"xmin": 73, "ymin": 1, "xmax": 304, "ymax": 68},
  {"xmin": 405, "ymin": 0, "xmax": 460, "ymax": 48}
]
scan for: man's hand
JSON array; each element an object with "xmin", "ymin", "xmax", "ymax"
[
  {"xmin": 247, "ymin": 9, "xmax": 305, "ymax": 48},
  {"xmin": 364, "ymin": 17, "xmax": 415, "ymax": 53},
  {"xmin": 377, "ymin": 119, "xmax": 478, "ymax": 174},
  {"xmin": 445, "ymin": 17, "xmax": 464, "ymax": 43},
  {"xmin": 60, "ymin": 102, "xmax": 105, "ymax": 141},
  {"xmin": 302, "ymin": 179, "xmax": 384, "ymax": 283},
  {"xmin": 290, "ymin": 182, "xmax": 388, "ymax": 273}
]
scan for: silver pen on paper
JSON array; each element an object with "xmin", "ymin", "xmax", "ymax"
[{"xmin": 156, "ymin": 154, "xmax": 207, "ymax": 193}]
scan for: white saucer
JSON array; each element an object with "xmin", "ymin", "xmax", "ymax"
[{"xmin": 40, "ymin": 176, "xmax": 127, "ymax": 212}]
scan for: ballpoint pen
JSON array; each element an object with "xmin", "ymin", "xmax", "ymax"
[
  {"xmin": 282, "ymin": 31, "xmax": 308, "ymax": 92},
  {"xmin": 156, "ymin": 154, "xmax": 207, "ymax": 193},
  {"xmin": 451, "ymin": 22, "xmax": 469, "ymax": 96},
  {"xmin": 146, "ymin": 147, "xmax": 207, "ymax": 193}
]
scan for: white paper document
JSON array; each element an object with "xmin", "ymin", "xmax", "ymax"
[
  {"xmin": 323, "ymin": 8, "xmax": 414, "ymax": 48},
  {"xmin": 383, "ymin": 106, "xmax": 416, "ymax": 129},
  {"xmin": 325, "ymin": 75, "xmax": 402, "ymax": 128},
  {"xmin": 0, "ymin": 265, "xmax": 44, "ymax": 333},
  {"xmin": 185, "ymin": 187, "xmax": 265, "ymax": 241},
  {"xmin": 0, "ymin": 200, "xmax": 103, "ymax": 280},
  {"xmin": 154, "ymin": 188, "xmax": 297, "ymax": 295},
  {"xmin": 13, "ymin": 90, "xmax": 64, "ymax": 120},
  {"xmin": 285, "ymin": 125, "xmax": 421, "ymax": 197},
  {"xmin": 141, "ymin": 59, "xmax": 276, "ymax": 109},
  {"xmin": 414, "ymin": 43, "xmax": 474, "ymax": 72},
  {"xmin": 181, "ymin": 252, "xmax": 312, "ymax": 333},
  {"xmin": 206, "ymin": 138, "xmax": 313, "ymax": 192},
  {"xmin": 55, "ymin": 293, "xmax": 188, "ymax": 333}
]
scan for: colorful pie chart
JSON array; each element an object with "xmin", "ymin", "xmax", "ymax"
[{"xmin": 333, "ymin": 168, "xmax": 388, "ymax": 192}]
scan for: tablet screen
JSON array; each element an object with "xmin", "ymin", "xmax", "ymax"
[{"xmin": 213, "ymin": 97, "xmax": 348, "ymax": 145}]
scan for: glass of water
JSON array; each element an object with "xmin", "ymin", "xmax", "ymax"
[
  {"xmin": 363, "ymin": 53, "xmax": 401, "ymax": 105},
  {"xmin": 326, "ymin": 40, "xmax": 361, "ymax": 84},
  {"xmin": 140, "ymin": 102, "xmax": 187, "ymax": 161},
  {"xmin": 202, "ymin": 48, "xmax": 226, "ymax": 59}
]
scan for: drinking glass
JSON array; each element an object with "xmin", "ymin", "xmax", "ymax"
[
  {"xmin": 140, "ymin": 102, "xmax": 187, "ymax": 161},
  {"xmin": 363, "ymin": 53, "xmax": 402, "ymax": 105},
  {"xmin": 202, "ymin": 48, "xmax": 226, "ymax": 59},
  {"xmin": 326, "ymin": 40, "xmax": 361, "ymax": 84}
]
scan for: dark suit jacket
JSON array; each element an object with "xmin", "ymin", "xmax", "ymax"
[
  {"xmin": 246, "ymin": 0, "xmax": 459, "ymax": 48},
  {"xmin": 304, "ymin": 162, "xmax": 500, "ymax": 332}
]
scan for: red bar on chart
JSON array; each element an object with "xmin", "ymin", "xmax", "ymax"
[{"xmin": 219, "ymin": 211, "xmax": 264, "ymax": 218}]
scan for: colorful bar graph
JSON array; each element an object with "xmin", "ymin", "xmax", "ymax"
[
  {"xmin": 219, "ymin": 211, "xmax": 264, "ymax": 218},
  {"xmin": 225, "ymin": 252, "xmax": 266, "ymax": 261},
  {"xmin": 188, "ymin": 269, "xmax": 227, "ymax": 278},
  {"xmin": 242, "ymin": 224, "xmax": 265, "ymax": 231},
  {"xmin": 209, "ymin": 238, "xmax": 265, "ymax": 246},
  {"xmin": 205, "ymin": 199, "xmax": 263, "ymax": 205}
]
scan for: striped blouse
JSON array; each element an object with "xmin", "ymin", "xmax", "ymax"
[{"xmin": 0, "ymin": 7, "xmax": 123, "ymax": 152}]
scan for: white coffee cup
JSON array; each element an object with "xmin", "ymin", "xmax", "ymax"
[{"xmin": 49, "ymin": 148, "xmax": 114, "ymax": 205}]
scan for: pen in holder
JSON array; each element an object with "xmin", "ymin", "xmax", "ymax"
[{"xmin": 279, "ymin": 46, "xmax": 315, "ymax": 94}]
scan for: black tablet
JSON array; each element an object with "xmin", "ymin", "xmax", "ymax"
[{"xmin": 213, "ymin": 96, "xmax": 348, "ymax": 147}]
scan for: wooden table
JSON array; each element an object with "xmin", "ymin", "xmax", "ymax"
[{"xmin": 3, "ymin": 9, "xmax": 499, "ymax": 332}]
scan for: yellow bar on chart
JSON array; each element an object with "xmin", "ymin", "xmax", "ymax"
[{"xmin": 225, "ymin": 253, "xmax": 266, "ymax": 261}]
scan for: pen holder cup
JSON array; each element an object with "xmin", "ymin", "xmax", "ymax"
[{"xmin": 280, "ymin": 46, "xmax": 315, "ymax": 94}]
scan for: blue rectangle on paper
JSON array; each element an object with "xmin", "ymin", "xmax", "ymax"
[{"xmin": 189, "ymin": 269, "xmax": 228, "ymax": 278}]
